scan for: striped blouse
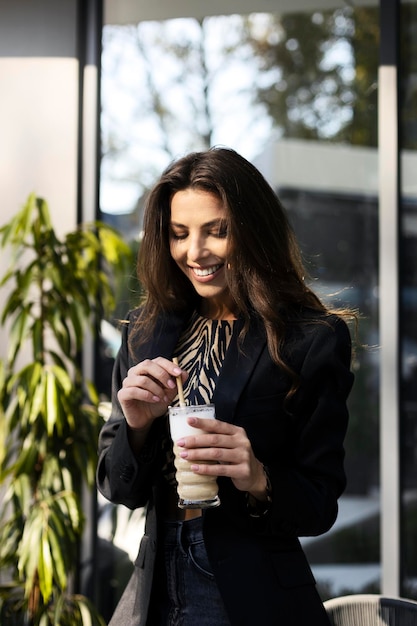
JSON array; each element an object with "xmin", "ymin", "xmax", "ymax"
[{"xmin": 173, "ymin": 311, "xmax": 235, "ymax": 405}]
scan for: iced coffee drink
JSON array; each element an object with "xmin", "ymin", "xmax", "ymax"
[{"xmin": 168, "ymin": 404, "xmax": 220, "ymax": 509}]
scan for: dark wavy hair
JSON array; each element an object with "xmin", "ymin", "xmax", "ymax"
[{"xmin": 134, "ymin": 147, "xmax": 353, "ymax": 375}]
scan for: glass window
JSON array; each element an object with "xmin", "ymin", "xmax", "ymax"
[{"xmin": 98, "ymin": 1, "xmax": 381, "ymax": 616}]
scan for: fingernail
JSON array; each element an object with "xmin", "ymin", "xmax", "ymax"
[
  {"xmin": 191, "ymin": 464, "xmax": 199, "ymax": 471},
  {"xmin": 179, "ymin": 451, "xmax": 188, "ymax": 458},
  {"xmin": 173, "ymin": 367, "xmax": 182, "ymax": 375},
  {"xmin": 167, "ymin": 379, "xmax": 176, "ymax": 389},
  {"xmin": 152, "ymin": 395, "xmax": 160, "ymax": 402},
  {"xmin": 177, "ymin": 438, "xmax": 185, "ymax": 447}
]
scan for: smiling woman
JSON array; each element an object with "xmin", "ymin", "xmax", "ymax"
[
  {"xmin": 169, "ymin": 189, "xmax": 234, "ymax": 320},
  {"xmin": 96, "ymin": 147, "xmax": 356, "ymax": 626}
]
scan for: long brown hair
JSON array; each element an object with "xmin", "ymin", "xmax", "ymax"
[{"xmin": 135, "ymin": 147, "xmax": 354, "ymax": 374}]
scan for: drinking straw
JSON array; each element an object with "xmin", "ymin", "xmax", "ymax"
[{"xmin": 173, "ymin": 357, "xmax": 186, "ymax": 406}]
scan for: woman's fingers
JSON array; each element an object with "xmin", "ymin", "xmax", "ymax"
[
  {"xmin": 175, "ymin": 418, "xmax": 261, "ymax": 492},
  {"xmin": 118, "ymin": 357, "xmax": 188, "ymax": 427},
  {"xmin": 176, "ymin": 418, "xmax": 247, "ymax": 451},
  {"xmin": 122, "ymin": 358, "xmax": 187, "ymax": 401},
  {"xmin": 178, "ymin": 440, "xmax": 250, "ymax": 466},
  {"xmin": 124, "ymin": 358, "xmax": 184, "ymax": 397},
  {"xmin": 121, "ymin": 374, "xmax": 171, "ymax": 403}
]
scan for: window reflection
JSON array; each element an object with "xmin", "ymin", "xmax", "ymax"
[{"xmin": 255, "ymin": 136, "xmax": 380, "ymax": 597}]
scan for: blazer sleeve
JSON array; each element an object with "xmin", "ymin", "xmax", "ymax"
[
  {"xmin": 261, "ymin": 316, "xmax": 354, "ymax": 538},
  {"xmin": 96, "ymin": 316, "xmax": 166, "ymax": 510}
]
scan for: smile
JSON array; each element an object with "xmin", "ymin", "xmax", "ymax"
[{"xmin": 191, "ymin": 264, "xmax": 223, "ymax": 277}]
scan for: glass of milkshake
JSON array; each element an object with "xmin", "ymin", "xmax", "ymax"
[{"xmin": 168, "ymin": 404, "xmax": 220, "ymax": 509}]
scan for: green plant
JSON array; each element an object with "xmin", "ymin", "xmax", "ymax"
[{"xmin": 0, "ymin": 194, "xmax": 134, "ymax": 625}]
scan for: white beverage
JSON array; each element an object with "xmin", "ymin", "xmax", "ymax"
[{"xmin": 168, "ymin": 404, "xmax": 220, "ymax": 509}]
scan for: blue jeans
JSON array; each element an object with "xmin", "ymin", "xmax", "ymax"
[{"xmin": 147, "ymin": 517, "xmax": 231, "ymax": 626}]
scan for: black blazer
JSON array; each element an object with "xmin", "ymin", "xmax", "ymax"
[{"xmin": 97, "ymin": 308, "xmax": 354, "ymax": 626}]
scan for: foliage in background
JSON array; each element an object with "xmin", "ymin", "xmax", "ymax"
[
  {"xmin": 0, "ymin": 194, "xmax": 133, "ymax": 625},
  {"xmin": 101, "ymin": 5, "xmax": 383, "ymax": 215},
  {"xmin": 110, "ymin": 237, "xmax": 142, "ymax": 322},
  {"xmin": 245, "ymin": 7, "xmax": 379, "ymax": 146}
]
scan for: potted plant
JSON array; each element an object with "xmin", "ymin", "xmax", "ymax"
[{"xmin": 0, "ymin": 194, "xmax": 134, "ymax": 625}]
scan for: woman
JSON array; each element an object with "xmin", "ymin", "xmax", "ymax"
[{"xmin": 97, "ymin": 147, "xmax": 354, "ymax": 626}]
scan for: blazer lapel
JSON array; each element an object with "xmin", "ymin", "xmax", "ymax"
[{"xmin": 212, "ymin": 316, "xmax": 267, "ymax": 424}]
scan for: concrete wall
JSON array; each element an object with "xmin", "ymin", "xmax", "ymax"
[
  {"xmin": 0, "ymin": 0, "xmax": 99, "ymax": 360},
  {"xmin": 0, "ymin": 0, "xmax": 80, "ymax": 234}
]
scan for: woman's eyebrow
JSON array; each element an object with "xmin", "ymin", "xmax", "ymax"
[{"xmin": 170, "ymin": 218, "xmax": 225, "ymax": 228}]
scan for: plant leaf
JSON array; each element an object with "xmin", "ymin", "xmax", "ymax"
[
  {"xmin": 44, "ymin": 369, "xmax": 59, "ymax": 436},
  {"xmin": 7, "ymin": 306, "xmax": 31, "ymax": 365},
  {"xmin": 38, "ymin": 531, "xmax": 54, "ymax": 602}
]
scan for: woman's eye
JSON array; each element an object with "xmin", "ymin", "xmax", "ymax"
[
  {"xmin": 216, "ymin": 227, "xmax": 228, "ymax": 238},
  {"xmin": 209, "ymin": 223, "xmax": 228, "ymax": 238},
  {"xmin": 170, "ymin": 230, "xmax": 187, "ymax": 240}
]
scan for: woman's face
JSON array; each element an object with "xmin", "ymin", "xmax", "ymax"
[{"xmin": 169, "ymin": 188, "xmax": 235, "ymax": 318}]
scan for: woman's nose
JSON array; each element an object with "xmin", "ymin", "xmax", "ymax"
[{"xmin": 187, "ymin": 234, "xmax": 208, "ymax": 261}]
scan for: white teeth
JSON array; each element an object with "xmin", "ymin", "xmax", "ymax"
[{"xmin": 192, "ymin": 265, "xmax": 221, "ymax": 277}]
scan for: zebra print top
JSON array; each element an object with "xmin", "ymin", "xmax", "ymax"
[
  {"xmin": 161, "ymin": 310, "xmax": 236, "ymax": 487},
  {"xmin": 173, "ymin": 310, "xmax": 236, "ymax": 405}
]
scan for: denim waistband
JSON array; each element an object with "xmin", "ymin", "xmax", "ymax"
[{"xmin": 162, "ymin": 515, "xmax": 204, "ymax": 548}]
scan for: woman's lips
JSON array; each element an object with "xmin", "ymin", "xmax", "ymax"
[{"xmin": 189, "ymin": 264, "xmax": 223, "ymax": 280}]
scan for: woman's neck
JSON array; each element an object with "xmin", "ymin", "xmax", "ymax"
[{"xmin": 198, "ymin": 297, "xmax": 238, "ymax": 321}]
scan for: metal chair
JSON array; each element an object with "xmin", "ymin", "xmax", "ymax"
[{"xmin": 324, "ymin": 594, "xmax": 417, "ymax": 625}]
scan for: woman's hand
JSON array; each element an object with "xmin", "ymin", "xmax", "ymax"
[
  {"xmin": 118, "ymin": 357, "xmax": 188, "ymax": 432},
  {"xmin": 176, "ymin": 417, "xmax": 268, "ymax": 500}
]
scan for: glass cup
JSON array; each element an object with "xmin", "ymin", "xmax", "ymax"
[{"xmin": 168, "ymin": 404, "xmax": 220, "ymax": 509}]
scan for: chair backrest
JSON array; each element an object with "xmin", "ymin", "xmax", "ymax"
[{"xmin": 324, "ymin": 594, "xmax": 417, "ymax": 626}]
